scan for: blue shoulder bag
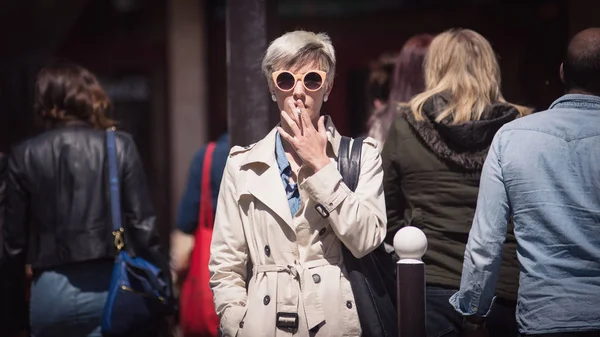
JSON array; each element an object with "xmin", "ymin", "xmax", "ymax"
[{"xmin": 101, "ymin": 127, "xmax": 172, "ymax": 336}]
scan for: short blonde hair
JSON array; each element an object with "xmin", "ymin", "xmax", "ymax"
[
  {"xmin": 409, "ymin": 29, "xmax": 531, "ymax": 124},
  {"xmin": 262, "ymin": 30, "xmax": 336, "ymax": 86}
]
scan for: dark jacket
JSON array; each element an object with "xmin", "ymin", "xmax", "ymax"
[
  {"xmin": 1, "ymin": 152, "xmax": 29, "ymax": 335},
  {"xmin": 2, "ymin": 122, "xmax": 167, "ymax": 274},
  {"xmin": 176, "ymin": 133, "xmax": 229, "ymax": 234},
  {"xmin": 381, "ymin": 95, "xmax": 520, "ymax": 301}
]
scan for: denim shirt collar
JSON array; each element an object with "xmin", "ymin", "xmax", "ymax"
[
  {"xmin": 275, "ymin": 131, "xmax": 290, "ymax": 175},
  {"xmin": 549, "ymin": 94, "xmax": 600, "ymax": 110}
]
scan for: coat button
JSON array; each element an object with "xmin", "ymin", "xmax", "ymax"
[
  {"xmin": 263, "ymin": 295, "xmax": 270, "ymax": 305},
  {"xmin": 312, "ymin": 274, "xmax": 321, "ymax": 283},
  {"xmin": 314, "ymin": 203, "xmax": 330, "ymax": 218},
  {"xmin": 239, "ymin": 321, "xmax": 244, "ymax": 328},
  {"xmin": 346, "ymin": 301, "xmax": 353, "ymax": 309},
  {"xmin": 264, "ymin": 245, "xmax": 271, "ymax": 257},
  {"xmin": 318, "ymin": 227, "xmax": 327, "ymax": 236}
]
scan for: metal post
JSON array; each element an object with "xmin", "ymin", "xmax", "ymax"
[
  {"xmin": 225, "ymin": 0, "xmax": 279, "ymax": 147},
  {"xmin": 394, "ymin": 226, "xmax": 428, "ymax": 337}
]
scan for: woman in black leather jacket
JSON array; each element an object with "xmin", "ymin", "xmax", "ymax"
[{"xmin": 1, "ymin": 63, "xmax": 170, "ymax": 337}]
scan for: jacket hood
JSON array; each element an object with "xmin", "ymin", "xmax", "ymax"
[{"xmin": 402, "ymin": 94, "xmax": 519, "ymax": 170}]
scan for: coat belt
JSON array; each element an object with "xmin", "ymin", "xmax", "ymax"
[{"xmin": 252, "ymin": 258, "xmax": 340, "ymax": 331}]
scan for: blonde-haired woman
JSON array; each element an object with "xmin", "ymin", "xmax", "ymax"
[
  {"xmin": 381, "ymin": 29, "xmax": 531, "ymax": 337},
  {"xmin": 209, "ymin": 30, "xmax": 388, "ymax": 337}
]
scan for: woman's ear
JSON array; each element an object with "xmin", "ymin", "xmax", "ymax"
[
  {"xmin": 268, "ymin": 82, "xmax": 277, "ymax": 101},
  {"xmin": 326, "ymin": 79, "xmax": 335, "ymax": 94},
  {"xmin": 324, "ymin": 80, "xmax": 335, "ymax": 100}
]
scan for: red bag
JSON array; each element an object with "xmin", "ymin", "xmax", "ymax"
[{"xmin": 180, "ymin": 142, "xmax": 220, "ymax": 337}]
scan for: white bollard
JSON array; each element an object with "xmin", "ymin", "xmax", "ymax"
[
  {"xmin": 394, "ymin": 226, "xmax": 428, "ymax": 337},
  {"xmin": 394, "ymin": 226, "xmax": 428, "ymax": 262}
]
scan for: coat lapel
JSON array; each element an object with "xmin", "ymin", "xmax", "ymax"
[
  {"xmin": 247, "ymin": 164, "xmax": 295, "ymax": 229},
  {"xmin": 324, "ymin": 115, "xmax": 341, "ymax": 158},
  {"xmin": 242, "ymin": 128, "xmax": 295, "ymax": 230}
]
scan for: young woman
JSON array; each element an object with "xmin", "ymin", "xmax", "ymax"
[
  {"xmin": 1, "ymin": 63, "xmax": 170, "ymax": 337},
  {"xmin": 209, "ymin": 30, "xmax": 387, "ymax": 337},
  {"xmin": 382, "ymin": 29, "xmax": 532, "ymax": 337}
]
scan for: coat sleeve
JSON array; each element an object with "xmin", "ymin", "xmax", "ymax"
[
  {"xmin": 209, "ymin": 156, "xmax": 248, "ymax": 337},
  {"xmin": 450, "ymin": 134, "xmax": 509, "ymax": 317},
  {"xmin": 120, "ymin": 135, "xmax": 172, "ymax": 297},
  {"xmin": 380, "ymin": 121, "xmax": 408, "ymax": 245},
  {"xmin": 0, "ymin": 152, "xmax": 29, "ymax": 335},
  {"xmin": 3, "ymin": 151, "xmax": 29, "ymax": 260},
  {"xmin": 301, "ymin": 138, "xmax": 387, "ymax": 258}
]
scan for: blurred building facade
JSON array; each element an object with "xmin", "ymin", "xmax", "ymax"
[{"xmin": 0, "ymin": 0, "xmax": 598, "ymax": 248}]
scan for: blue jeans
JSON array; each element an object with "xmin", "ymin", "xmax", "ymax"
[
  {"xmin": 30, "ymin": 260, "xmax": 113, "ymax": 337},
  {"xmin": 426, "ymin": 286, "xmax": 518, "ymax": 337}
]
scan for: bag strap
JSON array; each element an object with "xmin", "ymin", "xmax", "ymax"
[
  {"xmin": 339, "ymin": 136, "xmax": 397, "ymax": 337},
  {"xmin": 338, "ymin": 136, "xmax": 365, "ymax": 192},
  {"xmin": 199, "ymin": 142, "xmax": 217, "ymax": 230},
  {"xmin": 106, "ymin": 127, "xmax": 125, "ymax": 250}
]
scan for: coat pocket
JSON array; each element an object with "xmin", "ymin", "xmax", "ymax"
[
  {"xmin": 236, "ymin": 309, "xmax": 248, "ymax": 337},
  {"xmin": 239, "ymin": 272, "xmax": 278, "ymax": 337},
  {"xmin": 337, "ymin": 268, "xmax": 362, "ymax": 336},
  {"xmin": 220, "ymin": 305, "xmax": 247, "ymax": 337}
]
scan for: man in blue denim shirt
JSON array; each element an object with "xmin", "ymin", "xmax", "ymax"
[{"xmin": 450, "ymin": 28, "xmax": 600, "ymax": 336}]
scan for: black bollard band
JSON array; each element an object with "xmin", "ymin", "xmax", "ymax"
[{"xmin": 397, "ymin": 262, "xmax": 426, "ymax": 337}]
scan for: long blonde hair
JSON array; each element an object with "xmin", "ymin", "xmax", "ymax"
[{"xmin": 409, "ymin": 29, "xmax": 531, "ymax": 124}]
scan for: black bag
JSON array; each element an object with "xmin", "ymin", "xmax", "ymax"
[{"xmin": 338, "ymin": 136, "xmax": 398, "ymax": 337}]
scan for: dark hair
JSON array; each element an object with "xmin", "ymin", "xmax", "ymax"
[
  {"xmin": 563, "ymin": 28, "xmax": 600, "ymax": 93},
  {"xmin": 563, "ymin": 52, "xmax": 600, "ymax": 94},
  {"xmin": 366, "ymin": 53, "xmax": 396, "ymax": 107},
  {"xmin": 389, "ymin": 33, "xmax": 433, "ymax": 103},
  {"xmin": 366, "ymin": 34, "xmax": 433, "ymax": 145},
  {"xmin": 34, "ymin": 62, "xmax": 116, "ymax": 129}
]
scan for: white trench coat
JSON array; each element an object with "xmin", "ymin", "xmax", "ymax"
[{"xmin": 209, "ymin": 118, "xmax": 387, "ymax": 337}]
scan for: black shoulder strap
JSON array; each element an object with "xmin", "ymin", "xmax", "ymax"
[
  {"xmin": 337, "ymin": 136, "xmax": 398, "ymax": 337},
  {"xmin": 338, "ymin": 136, "xmax": 365, "ymax": 192}
]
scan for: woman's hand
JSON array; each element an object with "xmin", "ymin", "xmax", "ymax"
[{"xmin": 277, "ymin": 100, "xmax": 330, "ymax": 172}]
